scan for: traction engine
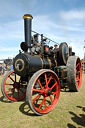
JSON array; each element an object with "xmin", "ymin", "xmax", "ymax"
[{"xmin": 1, "ymin": 14, "xmax": 82, "ymax": 115}]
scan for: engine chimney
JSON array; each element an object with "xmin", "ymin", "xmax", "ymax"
[
  {"xmin": 23, "ymin": 14, "xmax": 33, "ymax": 52},
  {"xmin": 69, "ymin": 46, "xmax": 72, "ymax": 56}
]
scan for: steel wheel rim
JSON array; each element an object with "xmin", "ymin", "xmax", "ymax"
[
  {"xmin": 3, "ymin": 71, "xmax": 26, "ymax": 101},
  {"xmin": 31, "ymin": 71, "xmax": 60, "ymax": 114},
  {"xmin": 75, "ymin": 58, "xmax": 82, "ymax": 89}
]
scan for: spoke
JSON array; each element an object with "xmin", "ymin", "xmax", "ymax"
[
  {"xmin": 76, "ymin": 71, "xmax": 80, "ymax": 75},
  {"xmin": 45, "ymin": 73, "xmax": 48, "ymax": 88},
  {"xmin": 6, "ymin": 88, "xmax": 14, "ymax": 94},
  {"xmin": 37, "ymin": 79, "xmax": 43, "ymax": 89},
  {"xmin": 19, "ymin": 88, "xmax": 25, "ymax": 94},
  {"xmin": 44, "ymin": 97, "xmax": 47, "ymax": 109},
  {"xmin": 47, "ymin": 76, "xmax": 52, "ymax": 85},
  {"xmin": 15, "ymin": 74, "xmax": 16, "ymax": 82},
  {"xmin": 76, "ymin": 77, "xmax": 80, "ymax": 85},
  {"xmin": 76, "ymin": 79, "xmax": 79, "ymax": 82},
  {"xmin": 76, "ymin": 63, "xmax": 79, "ymax": 68},
  {"xmin": 76, "ymin": 70, "xmax": 80, "ymax": 73},
  {"xmin": 32, "ymin": 88, "xmax": 44, "ymax": 93},
  {"xmin": 32, "ymin": 94, "xmax": 41, "ymax": 103},
  {"xmin": 39, "ymin": 97, "xmax": 45, "ymax": 110},
  {"xmin": 51, "ymin": 82, "xmax": 57, "ymax": 90},
  {"xmin": 9, "ymin": 76, "xmax": 15, "ymax": 82},
  {"xmin": 76, "ymin": 76, "xmax": 80, "ymax": 80},
  {"xmin": 76, "ymin": 81, "xmax": 79, "ymax": 86},
  {"xmin": 11, "ymin": 88, "xmax": 15, "ymax": 98},
  {"xmin": 5, "ymin": 83, "xmax": 14, "ymax": 86},
  {"xmin": 49, "ymin": 95, "xmax": 53, "ymax": 103},
  {"xmin": 79, "ymin": 63, "xmax": 81, "ymax": 69},
  {"xmin": 76, "ymin": 77, "xmax": 79, "ymax": 80},
  {"xmin": 52, "ymin": 91, "xmax": 56, "ymax": 95}
]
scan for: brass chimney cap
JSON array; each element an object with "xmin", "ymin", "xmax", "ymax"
[
  {"xmin": 23, "ymin": 14, "xmax": 33, "ymax": 19},
  {"xmin": 69, "ymin": 46, "xmax": 72, "ymax": 48}
]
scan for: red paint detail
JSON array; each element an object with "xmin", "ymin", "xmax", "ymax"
[
  {"xmin": 3, "ymin": 71, "xmax": 26, "ymax": 101},
  {"xmin": 45, "ymin": 47, "xmax": 49, "ymax": 52},
  {"xmin": 75, "ymin": 58, "xmax": 82, "ymax": 89},
  {"xmin": 45, "ymin": 73, "xmax": 48, "ymax": 88},
  {"xmin": 37, "ymin": 79, "xmax": 43, "ymax": 89},
  {"xmin": 31, "ymin": 71, "xmax": 60, "ymax": 114}
]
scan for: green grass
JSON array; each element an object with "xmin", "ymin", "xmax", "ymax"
[{"xmin": 0, "ymin": 72, "xmax": 85, "ymax": 128}]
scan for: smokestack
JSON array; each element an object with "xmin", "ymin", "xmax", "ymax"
[
  {"xmin": 69, "ymin": 46, "xmax": 72, "ymax": 56},
  {"xmin": 23, "ymin": 14, "xmax": 33, "ymax": 52}
]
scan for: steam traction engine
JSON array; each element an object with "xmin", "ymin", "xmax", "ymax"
[{"xmin": 1, "ymin": 14, "xmax": 82, "ymax": 115}]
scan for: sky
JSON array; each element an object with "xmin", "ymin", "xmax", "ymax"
[{"xmin": 0, "ymin": 0, "xmax": 85, "ymax": 59}]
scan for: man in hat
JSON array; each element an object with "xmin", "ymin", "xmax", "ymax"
[
  {"xmin": 54, "ymin": 44, "xmax": 58, "ymax": 50},
  {"xmin": 32, "ymin": 34, "xmax": 41, "ymax": 54},
  {"xmin": 53, "ymin": 44, "xmax": 58, "ymax": 57},
  {"xmin": 33, "ymin": 34, "xmax": 40, "ymax": 47}
]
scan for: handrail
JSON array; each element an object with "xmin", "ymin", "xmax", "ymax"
[{"xmin": 32, "ymin": 30, "xmax": 59, "ymax": 45}]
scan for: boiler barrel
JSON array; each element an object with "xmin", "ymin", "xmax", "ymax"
[{"xmin": 13, "ymin": 53, "xmax": 53, "ymax": 76}]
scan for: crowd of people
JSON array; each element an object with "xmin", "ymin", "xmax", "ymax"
[
  {"xmin": 0, "ymin": 58, "xmax": 13, "ymax": 76},
  {"xmin": 0, "ymin": 63, "xmax": 5, "ymax": 75},
  {"xmin": 82, "ymin": 63, "xmax": 85, "ymax": 73}
]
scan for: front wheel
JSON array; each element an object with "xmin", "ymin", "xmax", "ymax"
[
  {"xmin": 26, "ymin": 69, "xmax": 60, "ymax": 115},
  {"xmin": 1, "ymin": 70, "xmax": 26, "ymax": 101}
]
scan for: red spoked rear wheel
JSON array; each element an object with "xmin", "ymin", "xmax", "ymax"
[
  {"xmin": 76, "ymin": 58, "xmax": 82, "ymax": 89},
  {"xmin": 1, "ymin": 70, "xmax": 26, "ymax": 101},
  {"xmin": 67, "ymin": 56, "xmax": 82, "ymax": 91},
  {"xmin": 26, "ymin": 69, "xmax": 60, "ymax": 115}
]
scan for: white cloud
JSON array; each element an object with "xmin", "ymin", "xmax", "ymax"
[
  {"xmin": 60, "ymin": 10, "xmax": 85, "ymax": 20},
  {"xmin": 0, "ymin": 20, "xmax": 24, "ymax": 40},
  {"xmin": 33, "ymin": 14, "xmax": 85, "ymax": 36},
  {"xmin": 33, "ymin": 14, "xmax": 84, "ymax": 59},
  {"xmin": 0, "ymin": 13, "xmax": 84, "ymax": 59},
  {"xmin": 0, "ymin": 47, "xmax": 19, "ymax": 52}
]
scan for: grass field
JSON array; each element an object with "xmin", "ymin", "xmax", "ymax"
[{"xmin": 0, "ymin": 72, "xmax": 85, "ymax": 128}]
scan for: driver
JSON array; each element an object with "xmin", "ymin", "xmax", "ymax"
[
  {"xmin": 33, "ymin": 34, "xmax": 41, "ymax": 47},
  {"xmin": 53, "ymin": 44, "xmax": 58, "ymax": 53},
  {"xmin": 52, "ymin": 44, "xmax": 58, "ymax": 58},
  {"xmin": 32, "ymin": 34, "xmax": 41, "ymax": 54}
]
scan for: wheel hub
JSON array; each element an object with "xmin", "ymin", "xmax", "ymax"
[
  {"xmin": 13, "ymin": 82, "xmax": 20, "ymax": 88},
  {"xmin": 47, "ymin": 89, "xmax": 52, "ymax": 96},
  {"xmin": 44, "ymin": 89, "xmax": 52, "ymax": 96}
]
